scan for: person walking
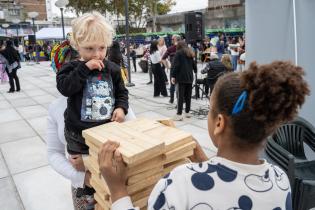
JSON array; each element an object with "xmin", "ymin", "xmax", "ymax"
[{"xmin": 0, "ymin": 40, "xmax": 21, "ymax": 93}]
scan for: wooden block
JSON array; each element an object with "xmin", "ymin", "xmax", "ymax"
[
  {"xmin": 128, "ymin": 166, "xmax": 163, "ymax": 185},
  {"xmin": 95, "ymin": 203, "xmax": 104, "ymax": 210},
  {"xmin": 106, "ymin": 124, "xmax": 164, "ymax": 163},
  {"xmin": 127, "ymin": 173, "xmax": 162, "ymax": 194},
  {"xmin": 90, "ymin": 175, "xmax": 110, "ymax": 199},
  {"xmin": 130, "ymin": 185, "xmax": 154, "ymax": 202},
  {"xmin": 83, "ymin": 122, "xmax": 165, "ymax": 164},
  {"xmin": 127, "ymin": 155, "xmax": 164, "ymax": 176},
  {"xmin": 164, "ymin": 149, "xmax": 194, "ymax": 165},
  {"xmin": 133, "ymin": 196, "xmax": 149, "ymax": 209},
  {"xmin": 157, "ymin": 119, "xmax": 176, "ymax": 128},
  {"xmin": 87, "ymin": 152, "xmax": 163, "ymax": 177},
  {"xmin": 86, "ymin": 139, "xmax": 99, "ymax": 154},
  {"xmin": 164, "ymin": 141, "xmax": 196, "ymax": 164},
  {"xmin": 89, "ymin": 147, "xmax": 98, "ymax": 158},
  {"xmin": 94, "ymin": 192, "xmax": 110, "ymax": 210},
  {"xmin": 144, "ymin": 126, "xmax": 193, "ymax": 152},
  {"xmin": 91, "ymin": 174, "xmax": 111, "ymax": 196},
  {"xmin": 85, "ymin": 156, "xmax": 101, "ymax": 176},
  {"xmin": 164, "ymin": 158, "xmax": 191, "ymax": 175},
  {"xmin": 124, "ymin": 118, "xmax": 165, "ymax": 132}
]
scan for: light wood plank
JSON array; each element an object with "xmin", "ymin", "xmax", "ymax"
[{"xmin": 128, "ymin": 166, "xmax": 163, "ymax": 185}]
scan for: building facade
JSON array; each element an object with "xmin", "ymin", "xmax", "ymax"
[
  {"xmin": 15, "ymin": 0, "xmax": 47, "ymax": 20},
  {"xmin": 147, "ymin": 0, "xmax": 245, "ymax": 33}
]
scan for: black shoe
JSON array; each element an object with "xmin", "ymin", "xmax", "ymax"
[
  {"xmin": 169, "ymin": 98, "xmax": 174, "ymax": 104},
  {"xmin": 16, "ymin": 89, "xmax": 20, "ymax": 92},
  {"xmin": 162, "ymin": 94, "xmax": 168, "ymax": 97},
  {"xmin": 146, "ymin": 81, "xmax": 152, "ymax": 85},
  {"xmin": 7, "ymin": 90, "xmax": 14, "ymax": 93}
]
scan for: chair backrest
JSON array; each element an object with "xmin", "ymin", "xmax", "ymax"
[
  {"xmin": 272, "ymin": 123, "xmax": 307, "ymax": 160},
  {"xmin": 291, "ymin": 116, "xmax": 315, "ymax": 152},
  {"xmin": 266, "ymin": 138, "xmax": 295, "ymax": 172}
]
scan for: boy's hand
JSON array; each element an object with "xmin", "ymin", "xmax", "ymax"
[
  {"xmin": 69, "ymin": 154, "xmax": 85, "ymax": 172},
  {"xmin": 84, "ymin": 170, "xmax": 92, "ymax": 188},
  {"xmin": 85, "ymin": 59, "xmax": 104, "ymax": 71},
  {"xmin": 98, "ymin": 141, "xmax": 128, "ymax": 203},
  {"xmin": 111, "ymin": 108, "xmax": 125, "ymax": 123},
  {"xmin": 171, "ymin": 77, "xmax": 176, "ymax": 85}
]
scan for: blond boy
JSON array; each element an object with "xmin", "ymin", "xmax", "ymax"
[{"xmin": 56, "ymin": 11, "xmax": 128, "ymax": 171}]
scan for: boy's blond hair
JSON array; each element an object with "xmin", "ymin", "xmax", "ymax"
[{"xmin": 71, "ymin": 11, "xmax": 113, "ymax": 49}]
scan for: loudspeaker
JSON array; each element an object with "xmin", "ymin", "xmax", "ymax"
[
  {"xmin": 28, "ymin": 35, "xmax": 36, "ymax": 45},
  {"xmin": 185, "ymin": 12, "xmax": 204, "ymax": 43}
]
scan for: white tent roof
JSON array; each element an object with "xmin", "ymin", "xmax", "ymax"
[{"xmin": 25, "ymin": 27, "xmax": 72, "ymax": 40}]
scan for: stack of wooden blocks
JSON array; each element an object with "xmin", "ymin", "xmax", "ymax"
[{"xmin": 82, "ymin": 118, "xmax": 196, "ymax": 210}]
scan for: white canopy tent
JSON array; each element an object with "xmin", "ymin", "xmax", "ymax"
[
  {"xmin": 246, "ymin": 0, "xmax": 315, "ymax": 125},
  {"xmin": 24, "ymin": 27, "xmax": 72, "ymax": 40}
]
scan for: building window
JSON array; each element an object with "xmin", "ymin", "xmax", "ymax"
[{"xmin": 8, "ymin": 9, "xmax": 20, "ymax": 16}]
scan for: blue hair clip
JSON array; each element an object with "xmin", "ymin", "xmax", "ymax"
[{"xmin": 232, "ymin": 90, "xmax": 248, "ymax": 115}]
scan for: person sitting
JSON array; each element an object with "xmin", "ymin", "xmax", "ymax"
[
  {"xmin": 201, "ymin": 53, "xmax": 228, "ymax": 95},
  {"xmin": 98, "ymin": 61, "xmax": 310, "ymax": 210}
]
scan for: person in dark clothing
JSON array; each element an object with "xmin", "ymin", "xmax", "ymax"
[
  {"xmin": 150, "ymin": 40, "xmax": 168, "ymax": 97},
  {"xmin": 130, "ymin": 46, "xmax": 137, "ymax": 72},
  {"xmin": 171, "ymin": 41, "xmax": 197, "ymax": 121},
  {"xmin": 108, "ymin": 41, "xmax": 128, "ymax": 84},
  {"xmin": 162, "ymin": 34, "xmax": 181, "ymax": 103},
  {"xmin": 108, "ymin": 41, "xmax": 123, "ymax": 66},
  {"xmin": 0, "ymin": 40, "xmax": 21, "ymax": 93},
  {"xmin": 201, "ymin": 53, "xmax": 228, "ymax": 95}
]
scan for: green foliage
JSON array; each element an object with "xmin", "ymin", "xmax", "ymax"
[{"xmin": 66, "ymin": 0, "xmax": 176, "ymax": 28}]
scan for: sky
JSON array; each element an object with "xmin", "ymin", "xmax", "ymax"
[
  {"xmin": 50, "ymin": 0, "xmax": 209, "ymax": 17},
  {"xmin": 169, "ymin": 0, "xmax": 208, "ymax": 14}
]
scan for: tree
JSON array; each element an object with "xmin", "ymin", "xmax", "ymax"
[
  {"xmin": 66, "ymin": 0, "xmax": 176, "ymax": 31},
  {"xmin": 67, "ymin": 0, "xmax": 115, "ymax": 16}
]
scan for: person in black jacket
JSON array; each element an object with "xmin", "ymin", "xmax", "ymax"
[
  {"xmin": 0, "ymin": 40, "xmax": 21, "ymax": 93},
  {"xmin": 56, "ymin": 12, "xmax": 129, "ymax": 157},
  {"xmin": 201, "ymin": 53, "xmax": 228, "ymax": 95},
  {"xmin": 171, "ymin": 41, "xmax": 197, "ymax": 121}
]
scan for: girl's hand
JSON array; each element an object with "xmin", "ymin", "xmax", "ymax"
[
  {"xmin": 69, "ymin": 154, "xmax": 85, "ymax": 172},
  {"xmin": 111, "ymin": 108, "xmax": 125, "ymax": 122},
  {"xmin": 85, "ymin": 59, "xmax": 104, "ymax": 71},
  {"xmin": 98, "ymin": 141, "xmax": 128, "ymax": 203}
]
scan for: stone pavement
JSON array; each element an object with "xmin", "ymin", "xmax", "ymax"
[{"xmin": 0, "ymin": 61, "xmax": 216, "ymax": 210}]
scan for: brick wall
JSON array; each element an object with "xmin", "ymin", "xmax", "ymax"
[{"xmin": 16, "ymin": 0, "xmax": 47, "ymax": 20}]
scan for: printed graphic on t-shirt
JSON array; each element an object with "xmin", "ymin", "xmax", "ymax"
[{"xmin": 81, "ymin": 72, "xmax": 115, "ymax": 122}]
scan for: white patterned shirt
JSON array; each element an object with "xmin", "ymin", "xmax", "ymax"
[{"xmin": 112, "ymin": 156, "xmax": 292, "ymax": 210}]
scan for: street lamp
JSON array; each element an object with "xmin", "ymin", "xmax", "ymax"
[
  {"xmin": 28, "ymin": 11, "xmax": 39, "ymax": 35},
  {"xmin": 2, "ymin": 23, "xmax": 9, "ymax": 36},
  {"xmin": 12, "ymin": 18, "xmax": 20, "ymax": 38},
  {"xmin": 55, "ymin": 0, "xmax": 69, "ymax": 40},
  {"xmin": 124, "ymin": 0, "xmax": 135, "ymax": 87}
]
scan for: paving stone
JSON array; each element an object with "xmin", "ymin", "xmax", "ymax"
[{"xmin": 1, "ymin": 137, "xmax": 48, "ymax": 174}]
